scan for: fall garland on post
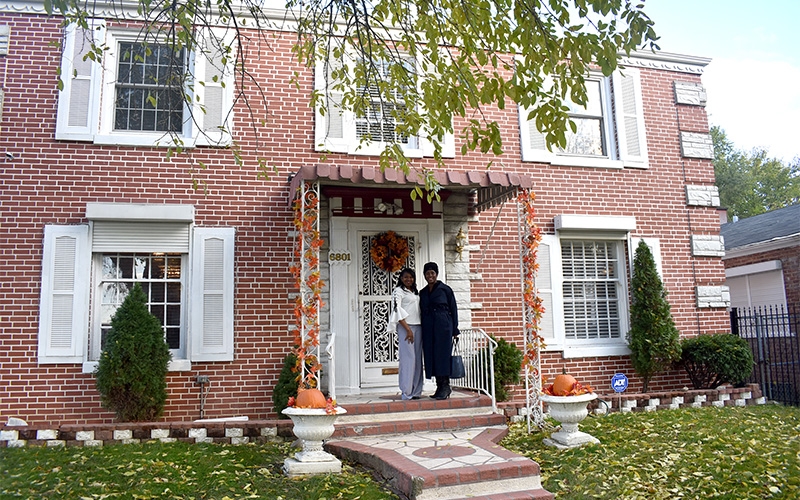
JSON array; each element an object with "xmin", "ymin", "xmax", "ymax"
[
  {"xmin": 289, "ymin": 184, "xmax": 337, "ymax": 414},
  {"xmin": 370, "ymin": 231, "xmax": 409, "ymax": 273},
  {"xmin": 290, "ymin": 188, "xmax": 323, "ymax": 390},
  {"xmin": 518, "ymin": 189, "xmax": 546, "ymax": 361}
]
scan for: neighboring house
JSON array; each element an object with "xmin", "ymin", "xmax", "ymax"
[
  {"xmin": 0, "ymin": 5, "xmax": 730, "ymax": 425},
  {"xmin": 722, "ymin": 204, "xmax": 800, "ymax": 310}
]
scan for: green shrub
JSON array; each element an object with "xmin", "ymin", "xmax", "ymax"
[
  {"xmin": 94, "ymin": 283, "xmax": 171, "ymax": 422},
  {"xmin": 627, "ymin": 239, "xmax": 682, "ymax": 392},
  {"xmin": 680, "ymin": 334, "xmax": 754, "ymax": 389},
  {"xmin": 272, "ymin": 352, "xmax": 300, "ymax": 418},
  {"xmin": 492, "ymin": 336, "xmax": 523, "ymax": 402}
]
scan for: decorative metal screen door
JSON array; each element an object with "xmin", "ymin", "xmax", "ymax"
[{"xmin": 357, "ymin": 228, "xmax": 420, "ymax": 388}]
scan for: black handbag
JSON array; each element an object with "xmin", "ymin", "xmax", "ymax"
[{"xmin": 451, "ymin": 337, "xmax": 466, "ymax": 379}]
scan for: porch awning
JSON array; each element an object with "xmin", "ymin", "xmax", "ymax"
[{"xmin": 288, "ymin": 165, "xmax": 533, "ymax": 213}]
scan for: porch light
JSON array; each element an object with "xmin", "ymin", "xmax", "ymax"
[
  {"xmin": 377, "ymin": 201, "xmax": 404, "ymax": 215},
  {"xmin": 454, "ymin": 227, "xmax": 468, "ymax": 260}
]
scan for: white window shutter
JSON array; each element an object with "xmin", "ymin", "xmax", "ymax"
[
  {"xmin": 536, "ymin": 234, "xmax": 564, "ymax": 349},
  {"xmin": 314, "ymin": 59, "xmax": 350, "ymax": 153},
  {"xmin": 38, "ymin": 225, "xmax": 90, "ymax": 363},
  {"xmin": 55, "ymin": 21, "xmax": 104, "ymax": 141},
  {"xmin": 518, "ymin": 106, "xmax": 553, "ymax": 163},
  {"xmin": 633, "ymin": 237, "xmax": 663, "ymax": 279},
  {"xmin": 190, "ymin": 227, "xmax": 235, "ymax": 361},
  {"xmin": 613, "ymin": 68, "xmax": 649, "ymax": 168},
  {"xmin": 193, "ymin": 29, "xmax": 234, "ymax": 147}
]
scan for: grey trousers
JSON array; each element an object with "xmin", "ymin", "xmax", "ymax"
[{"xmin": 398, "ymin": 324, "xmax": 424, "ymax": 400}]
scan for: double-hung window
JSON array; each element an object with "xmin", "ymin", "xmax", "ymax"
[
  {"xmin": 56, "ymin": 21, "xmax": 234, "ymax": 147},
  {"xmin": 519, "ymin": 69, "xmax": 648, "ymax": 169},
  {"xmin": 561, "ymin": 240, "xmax": 622, "ymax": 341},
  {"xmin": 314, "ymin": 55, "xmax": 454, "ymax": 158},
  {"xmin": 114, "ymin": 42, "xmax": 185, "ymax": 133},
  {"xmin": 95, "ymin": 253, "xmax": 186, "ymax": 358},
  {"xmin": 534, "ymin": 215, "xmax": 665, "ymax": 358},
  {"xmin": 37, "ymin": 204, "xmax": 235, "ymax": 370}
]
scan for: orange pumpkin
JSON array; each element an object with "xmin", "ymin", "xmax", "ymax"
[
  {"xmin": 552, "ymin": 371, "xmax": 577, "ymax": 396},
  {"xmin": 295, "ymin": 388, "xmax": 328, "ymax": 408}
]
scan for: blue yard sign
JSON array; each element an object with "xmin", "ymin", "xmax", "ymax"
[{"xmin": 611, "ymin": 373, "xmax": 628, "ymax": 393}]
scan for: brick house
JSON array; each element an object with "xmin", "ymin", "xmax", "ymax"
[
  {"xmin": 0, "ymin": 4, "xmax": 731, "ymax": 425},
  {"xmin": 722, "ymin": 204, "xmax": 800, "ymax": 310}
]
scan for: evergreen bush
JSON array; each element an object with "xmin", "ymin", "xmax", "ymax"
[
  {"xmin": 627, "ymin": 239, "xmax": 682, "ymax": 392},
  {"xmin": 94, "ymin": 283, "xmax": 171, "ymax": 421},
  {"xmin": 680, "ymin": 334, "xmax": 754, "ymax": 389},
  {"xmin": 272, "ymin": 352, "xmax": 300, "ymax": 418},
  {"xmin": 492, "ymin": 336, "xmax": 523, "ymax": 402}
]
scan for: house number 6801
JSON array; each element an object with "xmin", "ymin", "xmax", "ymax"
[{"xmin": 329, "ymin": 252, "xmax": 351, "ymax": 262}]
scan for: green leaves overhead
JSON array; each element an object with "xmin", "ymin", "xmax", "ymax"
[
  {"xmin": 47, "ymin": 0, "xmax": 658, "ymax": 176},
  {"xmin": 294, "ymin": 0, "xmax": 658, "ymax": 172}
]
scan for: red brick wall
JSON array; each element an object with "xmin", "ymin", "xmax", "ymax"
[{"xmin": 0, "ymin": 13, "xmax": 727, "ymax": 424}]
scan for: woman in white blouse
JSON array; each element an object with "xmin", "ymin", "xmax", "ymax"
[{"xmin": 389, "ymin": 268, "xmax": 424, "ymax": 400}]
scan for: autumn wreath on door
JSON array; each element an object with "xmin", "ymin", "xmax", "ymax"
[{"xmin": 370, "ymin": 231, "xmax": 409, "ymax": 273}]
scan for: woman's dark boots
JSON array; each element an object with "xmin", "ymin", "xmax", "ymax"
[
  {"xmin": 430, "ymin": 377, "xmax": 445, "ymax": 399},
  {"xmin": 435, "ymin": 377, "xmax": 451, "ymax": 400}
]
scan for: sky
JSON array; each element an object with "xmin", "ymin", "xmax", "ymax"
[{"xmin": 642, "ymin": 0, "xmax": 799, "ymax": 163}]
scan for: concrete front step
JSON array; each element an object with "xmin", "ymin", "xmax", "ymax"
[
  {"xmin": 333, "ymin": 390, "xmax": 502, "ymax": 437},
  {"xmin": 325, "ymin": 390, "xmax": 552, "ymax": 499},
  {"xmin": 327, "ymin": 426, "xmax": 553, "ymax": 500},
  {"xmin": 334, "ymin": 412, "xmax": 506, "ymax": 438}
]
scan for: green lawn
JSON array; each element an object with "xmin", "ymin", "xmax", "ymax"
[
  {"xmin": 502, "ymin": 403, "xmax": 800, "ymax": 499},
  {"xmin": 2, "ymin": 404, "xmax": 798, "ymax": 499},
  {"xmin": 0, "ymin": 440, "xmax": 395, "ymax": 499}
]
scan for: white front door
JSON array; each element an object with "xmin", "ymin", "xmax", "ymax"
[
  {"xmin": 354, "ymin": 221, "xmax": 426, "ymax": 388},
  {"xmin": 328, "ymin": 217, "xmax": 444, "ymax": 395}
]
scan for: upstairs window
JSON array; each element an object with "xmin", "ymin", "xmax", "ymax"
[
  {"xmin": 114, "ymin": 42, "xmax": 185, "ymax": 133},
  {"xmin": 561, "ymin": 79, "xmax": 607, "ymax": 156},
  {"xmin": 519, "ymin": 69, "xmax": 648, "ymax": 169},
  {"xmin": 354, "ymin": 59, "xmax": 415, "ymax": 148},
  {"xmin": 315, "ymin": 55, "xmax": 452, "ymax": 158},
  {"xmin": 56, "ymin": 21, "xmax": 234, "ymax": 147}
]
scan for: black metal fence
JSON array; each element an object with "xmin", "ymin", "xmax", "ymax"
[{"xmin": 730, "ymin": 304, "xmax": 799, "ymax": 406}]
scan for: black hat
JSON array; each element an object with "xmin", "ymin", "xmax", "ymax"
[{"xmin": 423, "ymin": 262, "xmax": 438, "ymax": 275}]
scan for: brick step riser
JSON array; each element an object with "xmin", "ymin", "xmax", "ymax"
[{"xmin": 333, "ymin": 413, "xmax": 506, "ymax": 438}]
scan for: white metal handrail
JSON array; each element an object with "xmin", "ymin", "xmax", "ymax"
[
  {"xmin": 451, "ymin": 328, "xmax": 497, "ymax": 413},
  {"xmin": 325, "ymin": 331, "xmax": 336, "ymax": 402}
]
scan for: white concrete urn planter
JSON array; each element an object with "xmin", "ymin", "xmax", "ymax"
[
  {"xmin": 541, "ymin": 392, "xmax": 600, "ymax": 449},
  {"xmin": 282, "ymin": 406, "xmax": 347, "ymax": 476}
]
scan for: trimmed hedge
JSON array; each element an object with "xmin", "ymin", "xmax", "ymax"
[{"xmin": 680, "ymin": 334, "xmax": 754, "ymax": 389}]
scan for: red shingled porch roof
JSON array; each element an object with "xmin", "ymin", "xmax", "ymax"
[{"xmin": 289, "ymin": 165, "xmax": 532, "ymax": 213}]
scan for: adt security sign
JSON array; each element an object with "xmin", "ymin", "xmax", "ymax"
[{"xmin": 611, "ymin": 373, "xmax": 628, "ymax": 393}]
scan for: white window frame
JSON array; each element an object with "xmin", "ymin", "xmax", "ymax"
[
  {"xmin": 314, "ymin": 53, "xmax": 455, "ymax": 158},
  {"xmin": 38, "ymin": 204, "xmax": 235, "ymax": 370},
  {"xmin": 537, "ymin": 215, "xmax": 641, "ymax": 358},
  {"xmin": 89, "ymin": 252, "xmax": 189, "ymax": 363},
  {"xmin": 56, "ymin": 21, "xmax": 234, "ymax": 147},
  {"xmin": 519, "ymin": 68, "xmax": 648, "ymax": 169}
]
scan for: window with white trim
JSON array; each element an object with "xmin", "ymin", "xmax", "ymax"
[
  {"xmin": 519, "ymin": 69, "xmax": 648, "ymax": 169},
  {"xmin": 95, "ymin": 253, "xmax": 186, "ymax": 359},
  {"xmin": 37, "ymin": 204, "xmax": 235, "ymax": 369},
  {"xmin": 534, "ymin": 216, "xmax": 659, "ymax": 358},
  {"xmin": 314, "ymin": 55, "xmax": 454, "ymax": 158},
  {"xmin": 56, "ymin": 21, "xmax": 234, "ymax": 147},
  {"xmin": 114, "ymin": 42, "xmax": 185, "ymax": 133},
  {"xmin": 561, "ymin": 240, "xmax": 622, "ymax": 340}
]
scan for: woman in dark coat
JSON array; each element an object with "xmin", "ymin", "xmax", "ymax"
[{"xmin": 419, "ymin": 262, "xmax": 459, "ymax": 400}]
